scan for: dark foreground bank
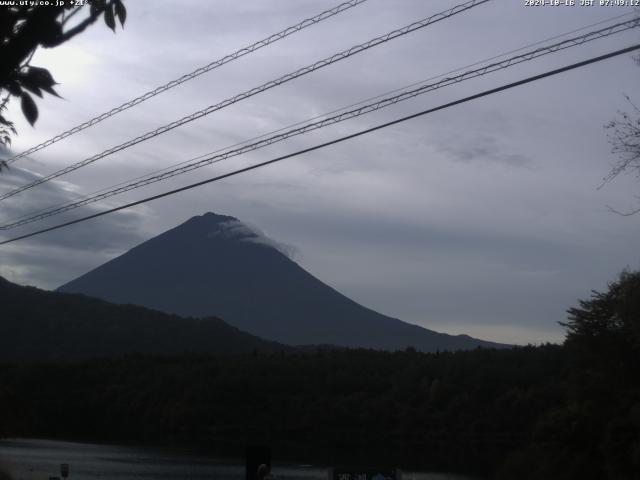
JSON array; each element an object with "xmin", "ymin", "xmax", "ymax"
[
  {"xmin": 1, "ymin": 271, "xmax": 638, "ymax": 479},
  {"xmin": 0, "ymin": 340, "xmax": 636, "ymax": 479}
]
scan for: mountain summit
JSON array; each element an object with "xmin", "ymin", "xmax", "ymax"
[{"xmin": 58, "ymin": 213, "xmax": 506, "ymax": 351}]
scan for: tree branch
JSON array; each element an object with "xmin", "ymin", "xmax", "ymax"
[{"xmin": 51, "ymin": 2, "xmax": 110, "ymax": 47}]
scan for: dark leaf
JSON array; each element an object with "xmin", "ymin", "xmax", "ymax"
[
  {"xmin": 26, "ymin": 66, "xmax": 57, "ymax": 87},
  {"xmin": 20, "ymin": 92, "xmax": 38, "ymax": 126},
  {"xmin": 104, "ymin": 4, "xmax": 116, "ymax": 31},
  {"xmin": 90, "ymin": 0, "xmax": 104, "ymax": 17},
  {"xmin": 18, "ymin": 67, "xmax": 60, "ymax": 98},
  {"xmin": 21, "ymin": 83, "xmax": 42, "ymax": 97},
  {"xmin": 41, "ymin": 85, "xmax": 62, "ymax": 99},
  {"xmin": 39, "ymin": 21, "xmax": 63, "ymax": 47},
  {"xmin": 114, "ymin": 0, "xmax": 126, "ymax": 27},
  {"xmin": 0, "ymin": 116, "xmax": 17, "ymax": 135},
  {"xmin": 6, "ymin": 82, "xmax": 22, "ymax": 97}
]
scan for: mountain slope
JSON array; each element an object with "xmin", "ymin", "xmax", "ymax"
[
  {"xmin": 58, "ymin": 212, "xmax": 507, "ymax": 351},
  {"xmin": 0, "ymin": 275, "xmax": 288, "ymax": 361}
]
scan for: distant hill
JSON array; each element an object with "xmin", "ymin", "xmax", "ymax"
[
  {"xmin": 58, "ymin": 212, "xmax": 508, "ymax": 352},
  {"xmin": 0, "ymin": 275, "xmax": 288, "ymax": 361}
]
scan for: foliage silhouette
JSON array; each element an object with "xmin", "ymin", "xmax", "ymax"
[{"xmin": 0, "ymin": 0, "xmax": 126, "ymax": 165}]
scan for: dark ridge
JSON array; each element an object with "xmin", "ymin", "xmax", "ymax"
[{"xmin": 0, "ymin": 276, "xmax": 290, "ymax": 361}]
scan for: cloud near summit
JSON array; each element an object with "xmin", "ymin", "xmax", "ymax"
[{"xmin": 210, "ymin": 219, "xmax": 298, "ymax": 260}]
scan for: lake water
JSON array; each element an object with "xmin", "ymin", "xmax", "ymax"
[{"xmin": 0, "ymin": 439, "xmax": 475, "ymax": 480}]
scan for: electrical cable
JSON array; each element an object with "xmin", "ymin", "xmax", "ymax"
[
  {"xmin": 8, "ymin": 9, "xmax": 633, "ymax": 226},
  {"xmin": 0, "ymin": 0, "xmax": 491, "ymax": 201},
  {"xmin": 2, "ymin": 17, "xmax": 637, "ymax": 230},
  {"xmin": 3, "ymin": 0, "xmax": 369, "ymax": 165},
  {"xmin": 1, "ymin": 43, "xmax": 637, "ymax": 246}
]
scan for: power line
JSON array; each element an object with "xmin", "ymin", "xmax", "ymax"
[
  {"xmin": 4, "ymin": 16, "xmax": 636, "ymax": 229},
  {"xmin": 9, "ymin": 10, "xmax": 632, "ymax": 227},
  {"xmin": 3, "ymin": 0, "xmax": 369, "ymax": 165},
  {"xmin": 0, "ymin": 0, "xmax": 491, "ymax": 202},
  {"xmin": 1, "ymin": 43, "xmax": 638, "ymax": 247},
  {"xmin": 3, "ymin": 17, "xmax": 637, "ymax": 230},
  {"xmin": 7, "ymin": 9, "xmax": 634, "ymax": 229}
]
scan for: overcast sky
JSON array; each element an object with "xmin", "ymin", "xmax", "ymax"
[{"xmin": 1, "ymin": 0, "xmax": 639, "ymax": 344}]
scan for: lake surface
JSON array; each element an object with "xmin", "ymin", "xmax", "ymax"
[{"xmin": 0, "ymin": 439, "xmax": 475, "ymax": 480}]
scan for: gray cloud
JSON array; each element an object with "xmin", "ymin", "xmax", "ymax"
[
  {"xmin": 437, "ymin": 132, "xmax": 534, "ymax": 168},
  {"xmin": 0, "ymin": 153, "xmax": 148, "ymax": 288},
  {"xmin": 209, "ymin": 219, "xmax": 298, "ymax": 259}
]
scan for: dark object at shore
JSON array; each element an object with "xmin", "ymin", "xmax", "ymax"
[
  {"xmin": 329, "ymin": 468, "xmax": 400, "ymax": 480},
  {"xmin": 246, "ymin": 445, "xmax": 271, "ymax": 480}
]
